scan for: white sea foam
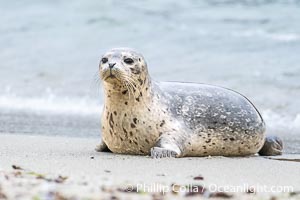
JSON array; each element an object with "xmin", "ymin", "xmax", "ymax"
[
  {"xmin": 0, "ymin": 95, "xmax": 102, "ymax": 116},
  {"xmin": 232, "ymin": 30, "xmax": 300, "ymax": 42},
  {"xmin": 262, "ymin": 110, "xmax": 300, "ymax": 136}
]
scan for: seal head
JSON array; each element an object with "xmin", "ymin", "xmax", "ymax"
[{"xmin": 99, "ymin": 48, "xmax": 149, "ymax": 86}]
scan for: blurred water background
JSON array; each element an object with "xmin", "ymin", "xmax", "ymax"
[{"xmin": 0, "ymin": 0, "xmax": 299, "ymax": 153}]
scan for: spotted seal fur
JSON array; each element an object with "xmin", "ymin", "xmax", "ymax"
[{"xmin": 96, "ymin": 48, "xmax": 283, "ymax": 158}]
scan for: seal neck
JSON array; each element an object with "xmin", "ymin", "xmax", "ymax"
[{"xmin": 103, "ymin": 77, "xmax": 154, "ymax": 108}]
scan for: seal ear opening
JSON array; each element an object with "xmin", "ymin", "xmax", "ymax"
[{"xmin": 258, "ymin": 136, "xmax": 283, "ymax": 156}]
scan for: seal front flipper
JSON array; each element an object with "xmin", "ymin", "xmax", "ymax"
[
  {"xmin": 258, "ymin": 135, "xmax": 283, "ymax": 156},
  {"xmin": 150, "ymin": 131, "xmax": 186, "ymax": 158},
  {"xmin": 95, "ymin": 140, "xmax": 112, "ymax": 152},
  {"xmin": 151, "ymin": 147, "xmax": 179, "ymax": 158}
]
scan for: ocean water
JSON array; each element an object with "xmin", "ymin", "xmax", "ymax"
[{"xmin": 0, "ymin": 0, "xmax": 299, "ymax": 153}]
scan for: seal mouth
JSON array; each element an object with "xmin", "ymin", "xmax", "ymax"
[
  {"xmin": 105, "ymin": 74, "xmax": 116, "ymax": 80},
  {"xmin": 103, "ymin": 69, "xmax": 118, "ymax": 81}
]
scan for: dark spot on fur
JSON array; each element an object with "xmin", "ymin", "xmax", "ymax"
[
  {"xmin": 222, "ymin": 147, "xmax": 225, "ymax": 149},
  {"xmin": 130, "ymin": 67, "xmax": 140, "ymax": 75},
  {"xmin": 133, "ymin": 118, "xmax": 138, "ymax": 124},
  {"xmin": 123, "ymin": 128, "xmax": 127, "ymax": 134},
  {"xmin": 129, "ymin": 131, "xmax": 133, "ymax": 136},
  {"xmin": 146, "ymin": 87, "xmax": 149, "ymax": 91},
  {"xmin": 223, "ymin": 138, "xmax": 228, "ymax": 141},
  {"xmin": 125, "ymin": 102, "xmax": 128, "ymax": 105},
  {"xmin": 109, "ymin": 130, "xmax": 113, "ymax": 135},
  {"xmin": 122, "ymin": 90, "xmax": 128, "ymax": 95},
  {"xmin": 129, "ymin": 140, "xmax": 132, "ymax": 144},
  {"xmin": 120, "ymin": 138, "xmax": 124, "ymax": 141},
  {"xmin": 109, "ymin": 114, "xmax": 114, "ymax": 130},
  {"xmin": 188, "ymin": 142, "xmax": 191, "ymax": 145},
  {"xmin": 208, "ymin": 134, "xmax": 211, "ymax": 137},
  {"xmin": 135, "ymin": 97, "xmax": 140, "ymax": 102},
  {"xmin": 113, "ymin": 111, "xmax": 117, "ymax": 116},
  {"xmin": 159, "ymin": 132, "xmax": 163, "ymax": 136},
  {"xmin": 212, "ymin": 143, "xmax": 216, "ymax": 145},
  {"xmin": 205, "ymin": 139, "xmax": 211, "ymax": 143},
  {"xmin": 134, "ymin": 141, "xmax": 138, "ymax": 145},
  {"xmin": 148, "ymin": 108, "xmax": 151, "ymax": 112},
  {"xmin": 230, "ymin": 138, "xmax": 235, "ymax": 141},
  {"xmin": 139, "ymin": 58, "xmax": 141, "ymax": 62},
  {"xmin": 109, "ymin": 123, "xmax": 114, "ymax": 130},
  {"xmin": 124, "ymin": 113, "xmax": 127, "ymax": 117},
  {"xmin": 241, "ymin": 142, "xmax": 244, "ymax": 145},
  {"xmin": 202, "ymin": 146, "xmax": 206, "ymax": 149},
  {"xmin": 145, "ymin": 139, "xmax": 150, "ymax": 144},
  {"xmin": 131, "ymin": 123, "xmax": 136, "ymax": 128},
  {"xmin": 204, "ymin": 152, "xmax": 208, "ymax": 154},
  {"xmin": 160, "ymin": 120, "xmax": 165, "ymax": 127},
  {"xmin": 138, "ymin": 78, "xmax": 143, "ymax": 86}
]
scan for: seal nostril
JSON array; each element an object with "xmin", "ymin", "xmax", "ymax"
[{"xmin": 109, "ymin": 63, "xmax": 116, "ymax": 69}]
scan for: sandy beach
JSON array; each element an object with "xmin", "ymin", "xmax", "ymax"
[{"xmin": 0, "ymin": 134, "xmax": 299, "ymax": 200}]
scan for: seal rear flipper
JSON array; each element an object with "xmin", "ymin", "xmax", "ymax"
[
  {"xmin": 258, "ymin": 136, "xmax": 283, "ymax": 156},
  {"xmin": 95, "ymin": 140, "xmax": 112, "ymax": 152}
]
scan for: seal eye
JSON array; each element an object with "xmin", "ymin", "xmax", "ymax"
[
  {"xmin": 102, "ymin": 57, "xmax": 108, "ymax": 64},
  {"xmin": 124, "ymin": 58, "xmax": 134, "ymax": 65}
]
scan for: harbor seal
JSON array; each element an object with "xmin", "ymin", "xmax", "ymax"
[{"xmin": 96, "ymin": 47, "xmax": 283, "ymax": 158}]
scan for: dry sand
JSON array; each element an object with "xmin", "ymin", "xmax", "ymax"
[{"xmin": 0, "ymin": 134, "xmax": 299, "ymax": 200}]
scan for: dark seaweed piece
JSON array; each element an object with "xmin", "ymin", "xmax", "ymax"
[
  {"xmin": 12, "ymin": 165, "xmax": 23, "ymax": 170},
  {"xmin": 193, "ymin": 175, "xmax": 204, "ymax": 180},
  {"xmin": 210, "ymin": 192, "xmax": 233, "ymax": 198}
]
